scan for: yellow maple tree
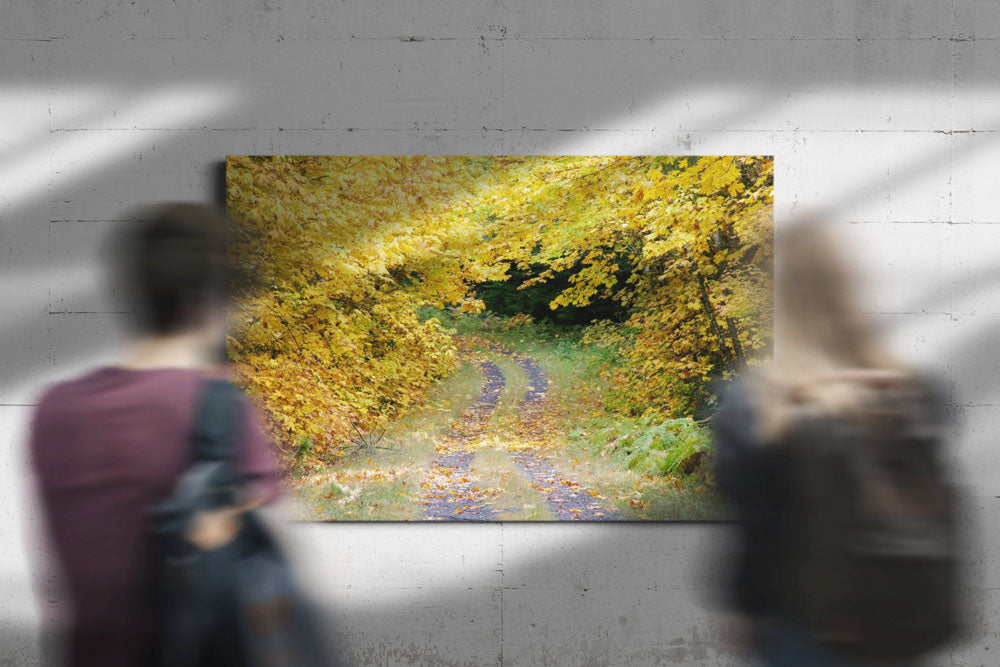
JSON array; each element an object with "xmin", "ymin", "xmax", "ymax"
[{"xmin": 226, "ymin": 155, "xmax": 772, "ymax": 469}]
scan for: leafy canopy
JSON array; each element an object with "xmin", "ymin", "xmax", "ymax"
[{"xmin": 226, "ymin": 155, "xmax": 772, "ymax": 469}]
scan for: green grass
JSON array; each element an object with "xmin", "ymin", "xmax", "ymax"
[
  {"xmin": 634, "ymin": 484, "xmax": 729, "ymax": 521},
  {"xmin": 307, "ymin": 478, "xmax": 418, "ymax": 521},
  {"xmin": 556, "ymin": 395, "xmax": 729, "ymax": 521},
  {"xmin": 484, "ymin": 353, "xmax": 528, "ymax": 421},
  {"xmin": 567, "ymin": 415, "xmax": 713, "ymax": 479},
  {"xmin": 375, "ymin": 360, "xmax": 483, "ymax": 460},
  {"xmin": 469, "ymin": 449, "xmax": 552, "ymax": 521}
]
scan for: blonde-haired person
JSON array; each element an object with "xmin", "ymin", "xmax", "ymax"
[{"xmin": 713, "ymin": 222, "xmax": 961, "ymax": 667}]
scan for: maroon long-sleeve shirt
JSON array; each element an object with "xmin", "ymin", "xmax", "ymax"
[{"xmin": 30, "ymin": 367, "xmax": 279, "ymax": 667}]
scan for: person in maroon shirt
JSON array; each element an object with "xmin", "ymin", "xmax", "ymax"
[{"xmin": 30, "ymin": 204, "xmax": 279, "ymax": 666}]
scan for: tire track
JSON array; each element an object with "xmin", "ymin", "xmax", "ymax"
[
  {"xmin": 421, "ymin": 347, "xmax": 621, "ymax": 521},
  {"xmin": 506, "ymin": 354, "xmax": 622, "ymax": 521},
  {"xmin": 422, "ymin": 360, "xmax": 504, "ymax": 521}
]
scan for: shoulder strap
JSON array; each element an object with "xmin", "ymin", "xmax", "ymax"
[
  {"xmin": 190, "ymin": 378, "xmax": 244, "ymax": 466},
  {"xmin": 185, "ymin": 379, "xmax": 246, "ymax": 509},
  {"xmin": 150, "ymin": 380, "xmax": 246, "ymax": 536}
]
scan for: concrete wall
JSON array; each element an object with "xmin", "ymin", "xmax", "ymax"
[{"xmin": 2, "ymin": 1, "xmax": 999, "ymax": 664}]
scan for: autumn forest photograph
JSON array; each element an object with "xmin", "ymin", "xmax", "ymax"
[{"xmin": 226, "ymin": 155, "xmax": 773, "ymax": 521}]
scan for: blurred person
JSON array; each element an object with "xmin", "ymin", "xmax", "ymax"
[
  {"xmin": 713, "ymin": 222, "xmax": 962, "ymax": 666},
  {"xmin": 29, "ymin": 204, "xmax": 280, "ymax": 666}
]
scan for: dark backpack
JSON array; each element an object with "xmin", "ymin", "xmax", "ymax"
[
  {"xmin": 149, "ymin": 379, "xmax": 335, "ymax": 667},
  {"xmin": 781, "ymin": 377, "xmax": 961, "ymax": 661}
]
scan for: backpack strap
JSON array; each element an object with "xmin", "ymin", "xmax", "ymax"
[
  {"xmin": 190, "ymin": 379, "xmax": 243, "ymax": 463},
  {"xmin": 158, "ymin": 378, "xmax": 245, "ymax": 516}
]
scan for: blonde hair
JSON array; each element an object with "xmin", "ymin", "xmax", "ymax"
[{"xmin": 750, "ymin": 221, "xmax": 906, "ymax": 442}]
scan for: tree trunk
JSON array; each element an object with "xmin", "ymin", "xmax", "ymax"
[
  {"xmin": 726, "ymin": 316, "xmax": 745, "ymax": 367},
  {"xmin": 694, "ymin": 271, "xmax": 735, "ymax": 370}
]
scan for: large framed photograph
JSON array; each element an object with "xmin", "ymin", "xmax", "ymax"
[{"xmin": 226, "ymin": 155, "xmax": 773, "ymax": 521}]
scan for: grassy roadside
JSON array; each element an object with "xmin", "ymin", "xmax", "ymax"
[
  {"xmin": 291, "ymin": 361, "xmax": 483, "ymax": 521},
  {"xmin": 555, "ymin": 411, "xmax": 728, "ymax": 521}
]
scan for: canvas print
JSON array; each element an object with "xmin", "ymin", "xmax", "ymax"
[{"xmin": 226, "ymin": 155, "xmax": 773, "ymax": 521}]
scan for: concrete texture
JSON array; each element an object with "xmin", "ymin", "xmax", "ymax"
[{"xmin": 2, "ymin": 1, "xmax": 999, "ymax": 664}]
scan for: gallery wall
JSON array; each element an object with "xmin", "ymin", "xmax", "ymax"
[{"xmin": 2, "ymin": 1, "xmax": 999, "ymax": 664}]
